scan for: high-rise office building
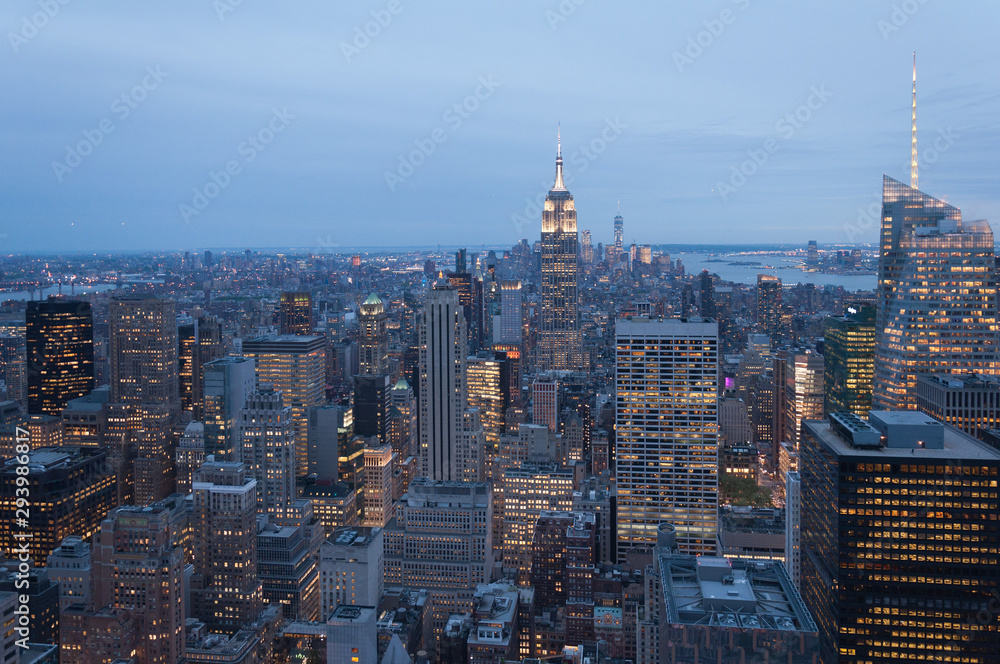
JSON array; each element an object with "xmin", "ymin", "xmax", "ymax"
[
  {"xmin": 800, "ymin": 411, "xmax": 1000, "ymax": 662},
  {"xmin": 203, "ymin": 356, "xmax": 257, "ymax": 460},
  {"xmin": 327, "ymin": 605, "xmax": 378, "ymax": 664},
  {"xmin": 501, "ymin": 461, "xmax": 574, "ymax": 583},
  {"xmin": 191, "ymin": 461, "xmax": 263, "ymax": 634},
  {"xmin": 388, "ymin": 378, "xmax": 417, "ymax": 461},
  {"xmin": 613, "ymin": 204, "xmax": 624, "ymax": 259},
  {"xmin": 531, "ymin": 372, "xmax": 559, "ymax": 433},
  {"xmin": 419, "ymin": 286, "xmax": 482, "ymax": 482},
  {"xmin": 467, "ymin": 351, "xmax": 511, "ymax": 470},
  {"xmin": 175, "ymin": 421, "xmax": 205, "ymax": 494},
  {"xmin": 498, "ymin": 280, "xmax": 523, "ymax": 346},
  {"xmin": 873, "ymin": 175, "xmax": 998, "ymax": 410},
  {"xmin": 362, "ymin": 442, "xmax": 394, "ymax": 527},
  {"xmin": 109, "ymin": 295, "xmax": 179, "ymax": 412},
  {"xmin": 538, "ymin": 130, "xmax": 583, "ymax": 372},
  {"xmin": 353, "ymin": 373, "xmax": 390, "ymax": 441},
  {"xmin": 243, "ymin": 335, "xmax": 326, "ymax": 477},
  {"xmin": 782, "ymin": 348, "xmax": 824, "ymax": 450},
  {"xmin": 240, "ymin": 386, "xmax": 296, "ymax": 514},
  {"xmin": 177, "ymin": 313, "xmax": 223, "ymax": 417},
  {"xmin": 258, "ymin": 500, "xmax": 323, "ymax": 621},
  {"xmin": 616, "ymin": 316, "xmax": 719, "ymax": 558},
  {"xmin": 823, "ymin": 304, "xmax": 875, "ymax": 418},
  {"xmin": 280, "ymin": 291, "xmax": 314, "ymax": 335},
  {"xmin": 319, "ymin": 526, "xmax": 384, "ymax": 618},
  {"xmin": 916, "ymin": 373, "xmax": 1000, "ymax": 438},
  {"xmin": 756, "ymin": 274, "xmax": 782, "ymax": 341},
  {"xmin": 580, "ymin": 229, "xmax": 593, "ymax": 263},
  {"xmin": 26, "ymin": 298, "xmax": 94, "ymax": 416},
  {"xmin": 359, "ymin": 293, "xmax": 389, "ymax": 375}
]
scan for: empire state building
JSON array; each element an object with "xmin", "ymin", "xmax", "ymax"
[{"xmin": 538, "ymin": 129, "xmax": 584, "ymax": 371}]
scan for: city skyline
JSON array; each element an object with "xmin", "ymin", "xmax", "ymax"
[{"xmin": 3, "ymin": 2, "xmax": 999, "ymax": 252}]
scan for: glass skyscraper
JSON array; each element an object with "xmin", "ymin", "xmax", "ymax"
[
  {"xmin": 26, "ymin": 298, "xmax": 94, "ymax": 416},
  {"xmin": 823, "ymin": 304, "xmax": 875, "ymax": 418}
]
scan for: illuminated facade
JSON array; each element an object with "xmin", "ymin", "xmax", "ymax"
[
  {"xmin": 538, "ymin": 131, "xmax": 584, "ymax": 372},
  {"xmin": 782, "ymin": 348, "xmax": 824, "ymax": 450},
  {"xmin": 467, "ymin": 351, "xmax": 511, "ymax": 470},
  {"xmin": 531, "ymin": 373, "xmax": 559, "ymax": 433},
  {"xmin": 874, "ymin": 175, "xmax": 998, "ymax": 410},
  {"xmin": 501, "ymin": 462, "xmax": 574, "ymax": 584},
  {"xmin": 362, "ymin": 442, "xmax": 394, "ymax": 528},
  {"xmin": 916, "ymin": 373, "xmax": 1000, "ymax": 437},
  {"xmin": 203, "ymin": 356, "xmax": 257, "ymax": 460},
  {"xmin": 26, "ymin": 298, "xmax": 94, "ymax": 416},
  {"xmin": 178, "ymin": 314, "xmax": 223, "ymax": 417},
  {"xmin": 239, "ymin": 387, "xmax": 296, "ymax": 514},
  {"xmin": 498, "ymin": 280, "xmax": 523, "ymax": 346},
  {"xmin": 359, "ymin": 293, "xmax": 388, "ymax": 375},
  {"xmin": 616, "ymin": 316, "xmax": 719, "ymax": 558},
  {"xmin": 243, "ymin": 335, "xmax": 326, "ymax": 477},
  {"xmin": 756, "ymin": 274, "xmax": 782, "ymax": 341},
  {"xmin": 823, "ymin": 304, "xmax": 875, "ymax": 418},
  {"xmin": 109, "ymin": 295, "xmax": 179, "ymax": 412},
  {"xmin": 279, "ymin": 291, "xmax": 314, "ymax": 336},
  {"xmin": 800, "ymin": 411, "xmax": 1000, "ymax": 663}
]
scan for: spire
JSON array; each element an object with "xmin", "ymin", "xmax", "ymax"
[
  {"xmin": 911, "ymin": 51, "xmax": 918, "ymax": 189},
  {"xmin": 552, "ymin": 124, "xmax": 567, "ymax": 192}
]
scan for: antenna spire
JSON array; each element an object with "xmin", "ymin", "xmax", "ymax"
[
  {"xmin": 552, "ymin": 124, "xmax": 566, "ymax": 191},
  {"xmin": 911, "ymin": 51, "xmax": 918, "ymax": 189}
]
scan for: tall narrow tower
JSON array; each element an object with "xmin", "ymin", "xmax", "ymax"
[
  {"xmin": 911, "ymin": 51, "xmax": 918, "ymax": 189},
  {"xmin": 538, "ymin": 127, "xmax": 583, "ymax": 371},
  {"xmin": 613, "ymin": 202, "xmax": 623, "ymax": 254}
]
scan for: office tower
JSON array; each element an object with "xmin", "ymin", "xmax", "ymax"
[
  {"xmin": 0, "ymin": 335, "xmax": 26, "ymax": 411},
  {"xmin": 784, "ymin": 471, "xmax": 801, "ymax": 588},
  {"xmin": 320, "ymin": 526, "xmax": 384, "ymax": 618},
  {"xmin": 60, "ymin": 606, "xmax": 138, "ymax": 664},
  {"xmin": 240, "ymin": 386, "xmax": 296, "ymax": 514},
  {"xmin": 388, "ymin": 378, "xmax": 417, "ymax": 461},
  {"xmin": 327, "ymin": 605, "xmax": 378, "ymax": 664},
  {"xmin": 0, "ymin": 447, "xmax": 115, "ymax": 566},
  {"xmin": 532, "ymin": 511, "xmax": 596, "ymax": 644},
  {"xmin": 26, "ymin": 298, "xmax": 94, "ymax": 416},
  {"xmin": 202, "ymin": 356, "xmax": 257, "ymax": 460},
  {"xmin": 280, "ymin": 291, "xmax": 314, "ymax": 335},
  {"xmin": 362, "ymin": 442, "xmax": 394, "ymax": 527},
  {"xmin": 501, "ymin": 461, "xmax": 574, "ymax": 583},
  {"xmin": 359, "ymin": 293, "xmax": 389, "ymax": 375},
  {"xmin": 699, "ymin": 270, "xmax": 715, "ymax": 318},
  {"xmin": 613, "ymin": 204, "xmax": 624, "ymax": 259},
  {"xmin": 573, "ymin": 477, "xmax": 614, "ymax": 564},
  {"xmin": 455, "ymin": 247, "xmax": 467, "ymax": 273},
  {"xmin": 538, "ymin": 130, "xmax": 583, "ymax": 372},
  {"xmin": 823, "ymin": 304, "xmax": 875, "ymax": 417},
  {"xmin": 656, "ymin": 556, "xmax": 818, "ymax": 663},
  {"xmin": 467, "ymin": 351, "xmax": 511, "ymax": 464},
  {"xmin": 108, "ymin": 295, "xmax": 179, "ymax": 504},
  {"xmin": 531, "ymin": 373, "xmax": 559, "ymax": 433},
  {"xmin": 616, "ymin": 316, "xmax": 719, "ymax": 558},
  {"xmin": 782, "ymin": 348, "xmax": 824, "ymax": 451},
  {"xmin": 756, "ymin": 274, "xmax": 782, "ymax": 340},
  {"xmin": 175, "ymin": 420, "xmax": 205, "ymax": 494},
  {"xmin": 580, "ymin": 229, "xmax": 593, "ymax": 263},
  {"xmin": 47, "ymin": 536, "xmax": 91, "ymax": 610},
  {"xmin": 447, "ymin": 270, "xmax": 481, "ymax": 354},
  {"xmin": 204, "ymin": 249, "xmax": 213, "ymax": 268},
  {"xmin": 800, "ymin": 411, "xmax": 1000, "ymax": 662},
  {"xmin": 353, "ymin": 373, "xmax": 390, "ymax": 440},
  {"xmin": 257, "ymin": 500, "xmax": 323, "ymax": 621},
  {"xmin": 243, "ymin": 335, "xmax": 326, "ymax": 477},
  {"xmin": 177, "ymin": 313, "xmax": 223, "ymax": 417},
  {"xmin": 191, "ymin": 461, "xmax": 263, "ymax": 634},
  {"xmin": 383, "ymin": 478, "xmax": 492, "ymax": 631},
  {"xmin": 916, "ymin": 373, "xmax": 1000, "ymax": 437},
  {"xmin": 91, "ymin": 504, "xmax": 186, "ymax": 664},
  {"xmin": 498, "ymin": 280, "xmax": 523, "ymax": 346},
  {"xmin": 307, "ymin": 402, "xmax": 352, "ymax": 480},
  {"xmin": 874, "ymin": 176, "xmax": 998, "ymax": 410},
  {"xmin": 419, "ymin": 286, "xmax": 481, "ymax": 482},
  {"xmin": 806, "ymin": 240, "xmax": 818, "ymax": 266}
]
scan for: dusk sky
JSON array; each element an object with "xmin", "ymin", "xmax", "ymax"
[{"xmin": 3, "ymin": 1, "xmax": 999, "ymax": 253}]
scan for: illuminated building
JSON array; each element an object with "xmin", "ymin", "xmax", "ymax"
[
  {"xmin": 26, "ymin": 298, "xmax": 94, "ymax": 416},
  {"xmin": 383, "ymin": 478, "xmax": 492, "ymax": 631},
  {"xmin": 257, "ymin": 500, "xmax": 323, "ymax": 621},
  {"xmin": 823, "ymin": 304, "xmax": 875, "ymax": 417},
  {"xmin": 785, "ymin": 471, "xmax": 801, "ymax": 588},
  {"xmin": 616, "ymin": 316, "xmax": 719, "ymax": 558},
  {"xmin": 501, "ymin": 462, "xmax": 574, "ymax": 584},
  {"xmin": 203, "ymin": 357, "xmax": 257, "ymax": 460},
  {"xmin": 243, "ymin": 335, "xmax": 326, "ymax": 477},
  {"xmin": 46, "ymin": 536, "xmax": 91, "ymax": 610},
  {"xmin": 580, "ymin": 230, "xmax": 593, "ymax": 264},
  {"xmin": 59, "ymin": 606, "xmax": 137, "ymax": 664},
  {"xmin": 388, "ymin": 378, "xmax": 417, "ymax": 461},
  {"xmin": 467, "ymin": 351, "xmax": 511, "ymax": 468},
  {"xmin": 531, "ymin": 511, "xmax": 595, "ymax": 645},
  {"xmin": 538, "ymin": 130, "xmax": 584, "ymax": 372},
  {"xmin": 240, "ymin": 387, "xmax": 296, "ymax": 514},
  {"xmin": 531, "ymin": 373, "xmax": 558, "ymax": 433},
  {"xmin": 611, "ymin": 204, "xmax": 624, "ymax": 264},
  {"xmin": 91, "ymin": 503, "xmax": 186, "ymax": 664},
  {"xmin": 359, "ymin": 293, "xmax": 389, "ymax": 375},
  {"xmin": 498, "ymin": 280, "xmax": 523, "ymax": 346},
  {"xmin": 0, "ymin": 447, "xmax": 115, "ymax": 566},
  {"xmin": 916, "ymin": 373, "xmax": 1000, "ymax": 437},
  {"xmin": 300, "ymin": 479, "xmax": 358, "ymax": 533},
  {"xmin": 279, "ymin": 291, "xmax": 314, "ymax": 336},
  {"xmin": 178, "ymin": 313, "xmax": 223, "ymax": 417},
  {"xmin": 320, "ymin": 526, "xmax": 383, "ymax": 618},
  {"xmin": 362, "ymin": 442, "xmax": 394, "ymax": 528},
  {"xmin": 60, "ymin": 386, "xmax": 109, "ymax": 447},
  {"xmin": 874, "ymin": 175, "xmax": 998, "ymax": 410},
  {"xmin": 756, "ymin": 274, "xmax": 782, "ymax": 341},
  {"xmin": 800, "ymin": 411, "xmax": 1000, "ymax": 663},
  {"xmin": 175, "ymin": 420, "xmax": 205, "ymax": 494},
  {"xmin": 191, "ymin": 461, "xmax": 263, "ymax": 634},
  {"xmin": 419, "ymin": 286, "xmax": 483, "ymax": 482},
  {"xmin": 782, "ymin": 348, "xmax": 824, "ymax": 450}
]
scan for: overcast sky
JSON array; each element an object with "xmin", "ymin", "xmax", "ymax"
[{"xmin": 3, "ymin": 1, "xmax": 999, "ymax": 253}]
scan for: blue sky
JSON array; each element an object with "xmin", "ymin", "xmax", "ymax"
[{"xmin": 2, "ymin": 0, "xmax": 998, "ymax": 252}]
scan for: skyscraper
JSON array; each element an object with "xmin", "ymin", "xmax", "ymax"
[
  {"xmin": 239, "ymin": 386, "xmax": 296, "ymax": 514},
  {"xmin": 358, "ymin": 293, "xmax": 389, "ymax": 375},
  {"xmin": 613, "ymin": 203, "xmax": 624, "ymax": 259},
  {"xmin": 873, "ymin": 175, "xmax": 998, "ymax": 409},
  {"xmin": 538, "ymin": 129, "xmax": 583, "ymax": 372},
  {"xmin": 823, "ymin": 304, "xmax": 875, "ymax": 418},
  {"xmin": 498, "ymin": 280, "xmax": 523, "ymax": 346},
  {"xmin": 279, "ymin": 291, "xmax": 314, "ymax": 335},
  {"xmin": 466, "ymin": 350, "xmax": 511, "ymax": 470},
  {"xmin": 202, "ymin": 356, "xmax": 257, "ymax": 460},
  {"xmin": 800, "ymin": 411, "xmax": 1000, "ymax": 662},
  {"xmin": 580, "ymin": 229, "xmax": 593, "ymax": 263},
  {"xmin": 177, "ymin": 313, "xmax": 223, "ymax": 417},
  {"xmin": 243, "ymin": 335, "xmax": 326, "ymax": 477},
  {"xmin": 616, "ymin": 316, "xmax": 719, "ymax": 558},
  {"xmin": 782, "ymin": 348, "xmax": 824, "ymax": 450},
  {"xmin": 756, "ymin": 274, "xmax": 782, "ymax": 341},
  {"xmin": 26, "ymin": 298, "xmax": 94, "ymax": 416}
]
